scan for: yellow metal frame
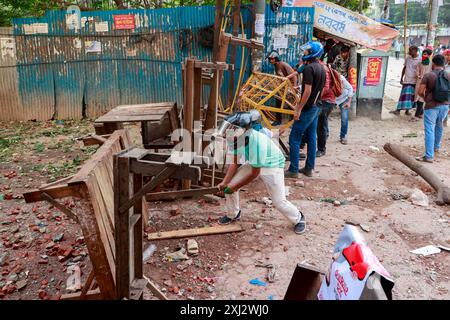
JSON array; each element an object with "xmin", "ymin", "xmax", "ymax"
[{"xmin": 237, "ymin": 72, "xmax": 300, "ymax": 129}]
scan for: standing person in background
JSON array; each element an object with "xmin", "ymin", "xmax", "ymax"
[
  {"xmin": 394, "ymin": 40, "xmax": 402, "ymax": 60},
  {"xmin": 332, "ymin": 45, "xmax": 350, "ymax": 79},
  {"xmin": 411, "ymin": 48, "xmax": 433, "ymax": 121},
  {"xmin": 391, "ymin": 46, "xmax": 421, "ymax": 116},
  {"xmin": 286, "ymin": 41, "xmax": 326, "ymax": 178},
  {"xmin": 418, "ymin": 43, "xmax": 425, "ymax": 56},
  {"xmin": 267, "ymin": 51, "xmax": 298, "ymax": 126},
  {"xmin": 335, "ymin": 74, "xmax": 354, "ymax": 145},
  {"xmin": 416, "ymin": 54, "xmax": 450, "ymax": 162}
]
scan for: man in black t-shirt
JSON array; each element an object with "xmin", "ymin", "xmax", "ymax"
[{"xmin": 286, "ymin": 41, "xmax": 326, "ymax": 178}]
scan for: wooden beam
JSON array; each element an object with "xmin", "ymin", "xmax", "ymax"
[
  {"xmin": 82, "ymin": 134, "xmax": 107, "ymax": 146},
  {"xmin": 41, "ymin": 193, "xmax": 79, "ymax": 224},
  {"xmin": 60, "ymin": 288, "xmax": 102, "ymax": 300},
  {"xmin": 194, "ymin": 61, "xmax": 232, "ymax": 71},
  {"xmin": 193, "ymin": 66, "xmax": 203, "ymax": 123},
  {"xmin": 114, "ymin": 155, "xmax": 131, "ymax": 299},
  {"xmin": 144, "ymin": 275, "xmax": 169, "ymax": 300},
  {"xmin": 146, "ymin": 187, "xmax": 220, "ymax": 202},
  {"xmin": 119, "ymin": 166, "xmax": 177, "ymax": 214},
  {"xmin": 133, "ymin": 173, "xmax": 144, "ymax": 280},
  {"xmin": 79, "ymin": 270, "xmax": 96, "ymax": 300},
  {"xmin": 23, "ymin": 185, "xmax": 76, "ymax": 203},
  {"xmin": 227, "ymin": 0, "xmax": 242, "ymax": 108},
  {"xmin": 130, "ymin": 160, "xmax": 200, "ymax": 181},
  {"xmin": 183, "ymin": 58, "xmax": 195, "ymax": 190},
  {"xmin": 148, "ymin": 224, "xmax": 244, "ymax": 241}
]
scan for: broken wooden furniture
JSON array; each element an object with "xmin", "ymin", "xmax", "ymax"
[
  {"xmin": 23, "ymin": 130, "xmax": 157, "ymax": 300},
  {"xmin": 94, "ymin": 102, "xmax": 180, "ymax": 150},
  {"xmin": 238, "ymin": 72, "xmax": 301, "ymax": 129},
  {"xmin": 384, "ymin": 143, "xmax": 450, "ymax": 205},
  {"xmin": 284, "ymin": 264, "xmax": 325, "ymax": 300}
]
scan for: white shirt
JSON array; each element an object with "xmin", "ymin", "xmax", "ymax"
[{"xmin": 335, "ymin": 75, "xmax": 354, "ymax": 106}]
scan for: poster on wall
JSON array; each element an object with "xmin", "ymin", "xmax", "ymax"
[
  {"xmin": 364, "ymin": 57, "xmax": 382, "ymax": 86},
  {"xmin": 113, "ymin": 14, "xmax": 135, "ymax": 30},
  {"xmin": 85, "ymin": 41, "xmax": 102, "ymax": 53}
]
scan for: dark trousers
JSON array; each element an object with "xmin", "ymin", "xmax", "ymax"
[
  {"xmin": 415, "ymin": 101, "xmax": 424, "ymax": 118},
  {"xmin": 317, "ymin": 101, "xmax": 335, "ymax": 152},
  {"xmin": 395, "ymin": 51, "xmax": 400, "ymax": 59}
]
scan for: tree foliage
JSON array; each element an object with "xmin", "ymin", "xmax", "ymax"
[{"xmin": 0, "ymin": 0, "xmax": 372, "ymax": 27}]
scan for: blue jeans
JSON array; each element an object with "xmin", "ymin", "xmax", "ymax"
[
  {"xmin": 339, "ymin": 101, "xmax": 349, "ymax": 139},
  {"xmin": 424, "ymin": 105, "xmax": 449, "ymax": 159},
  {"xmin": 288, "ymin": 105, "xmax": 320, "ymax": 172}
]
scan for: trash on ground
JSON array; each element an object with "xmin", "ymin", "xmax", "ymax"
[
  {"xmin": 166, "ymin": 248, "xmax": 189, "ymax": 262},
  {"xmin": 143, "ymin": 244, "xmax": 157, "ymax": 262},
  {"xmin": 410, "ymin": 245, "xmax": 441, "ymax": 256},
  {"xmin": 249, "ymin": 278, "xmax": 267, "ymax": 286},
  {"xmin": 410, "ymin": 188, "xmax": 429, "ymax": 207}
]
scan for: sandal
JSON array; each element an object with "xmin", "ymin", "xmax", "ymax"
[{"xmin": 415, "ymin": 156, "xmax": 433, "ymax": 163}]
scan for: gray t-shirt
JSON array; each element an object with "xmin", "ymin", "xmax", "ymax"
[{"xmin": 404, "ymin": 56, "xmax": 421, "ymax": 84}]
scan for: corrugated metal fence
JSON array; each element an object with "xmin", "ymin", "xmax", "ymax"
[{"xmin": 0, "ymin": 5, "xmax": 313, "ymax": 121}]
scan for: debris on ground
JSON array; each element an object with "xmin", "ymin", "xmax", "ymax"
[
  {"xmin": 249, "ymin": 278, "xmax": 267, "ymax": 286},
  {"xmin": 320, "ymin": 198, "xmax": 349, "ymax": 205},
  {"xmin": 410, "ymin": 188, "xmax": 429, "ymax": 207},
  {"xmin": 410, "ymin": 245, "xmax": 441, "ymax": 256},
  {"xmin": 202, "ymin": 195, "xmax": 221, "ymax": 204},
  {"xmin": 166, "ymin": 248, "xmax": 189, "ymax": 262},
  {"xmin": 262, "ymin": 197, "xmax": 272, "ymax": 207},
  {"xmin": 143, "ymin": 244, "xmax": 157, "ymax": 263},
  {"xmin": 187, "ymin": 239, "xmax": 199, "ymax": 255},
  {"xmin": 369, "ymin": 146, "xmax": 380, "ymax": 152},
  {"xmin": 66, "ymin": 265, "xmax": 81, "ymax": 292},
  {"xmin": 295, "ymin": 180, "xmax": 305, "ymax": 187}
]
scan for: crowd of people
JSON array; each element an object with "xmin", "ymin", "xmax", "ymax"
[{"xmin": 214, "ymin": 40, "xmax": 449, "ymax": 235}]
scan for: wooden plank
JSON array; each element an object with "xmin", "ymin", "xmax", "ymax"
[
  {"xmin": 60, "ymin": 288, "xmax": 102, "ymax": 300},
  {"xmin": 39, "ymin": 175, "xmax": 74, "ymax": 190},
  {"xmin": 193, "ymin": 68, "xmax": 202, "ymax": 123},
  {"xmin": 133, "ymin": 173, "xmax": 143, "ymax": 280},
  {"xmin": 194, "ymin": 61, "xmax": 231, "ymax": 70},
  {"xmin": 95, "ymin": 114, "xmax": 165, "ymax": 123},
  {"xmin": 76, "ymin": 189, "xmax": 116, "ymax": 299},
  {"xmin": 146, "ymin": 187, "xmax": 220, "ymax": 202},
  {"xmin": 92, "ymin": 165, "xmax": 115, "ymax": 232},
  {"xmin": 85, "ymin": 177, "xmax": 116, "ymax": 267},
  {"xmin": 183, "ymin": 58, "xmax": 195, "ymax": 190},
  {"xmin": 82, "ymin": 134, "xmax": 107, "ymax": 146},
  {"xmin": 142, "ymin": 153, "xmax": 171, "ymax": 162},
  {"xmin": 148, "ymin": 224, "xmax": 244, "ymax": 241},
  {"xmin": 144, "ymin": 275, "xmax": 169, "ymax": 300},
  {"xmin": 114, "ymin": 155, "xmax": 131, "ymax": 299},
  {"xmin": 23, "ymin": 185, "xmax": 76, "ymax": 203}
]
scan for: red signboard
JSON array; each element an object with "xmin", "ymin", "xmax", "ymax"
[
  {"xmin": 113, "ymin": 14, "xmax": 135, "ymax": 30},
  {"xmin": 365, "ymin": 57, "xmax": 382, "ymax": 86}
]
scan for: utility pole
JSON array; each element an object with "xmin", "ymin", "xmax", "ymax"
[
  {"xmin": 252, "ymin": 0, "xmax": 265, "ymax": 72},
  {"xmin": 403, "ymin": 0, "xmax": 408, "ymax": 59},
  {"xmin": 359, "ymin": 0, "xmax": 364, "ymax": 13},
  {"xmin": 426, "ymin": 0, "xmax": 439, "ymax": 49}
]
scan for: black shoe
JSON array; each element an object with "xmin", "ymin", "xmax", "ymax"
[
  {"xmin": 294, "ymin": 213, "xmax": 306, "ymax": 234},
  {"xmin": 218, "ymin": 211, "xmax": 241, "ymax": 225},
  {"xmin": 316, "ymin": 150, "xmax": 326, "ymax": 157},
  {"xmin": 299, "ymin": 167, "xmax": 313, "ymax": 177},
  {"xmin": 300, "ymin": 153, "xmax": 306, "ymax": 160}
]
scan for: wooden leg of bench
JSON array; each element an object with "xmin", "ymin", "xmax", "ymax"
[
  {"xmin": 80, "ymin": 270, "xmax": 95, "ymax": 300},
  {"xmin": 60, "ymin": 288, "xmax": 102, "ymax": 300},
  {"xmin": 143, "ymin": 275, "xmax": 169, "ymax": 300},
  {"xmin": 41, "ymin": 193, "xmax": 79, "ymax": 223}
]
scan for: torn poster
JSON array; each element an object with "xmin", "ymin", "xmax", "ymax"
[
  {"xmin": 0, "ymin": 37, "xmax": 15, "ymax": 59},
  {"xmin": 23, "ymin": 23, "xmax": 49, "ymax": 35},
  {"xmin": 255, "ymin": 14, "xmax": 265, "ymax": 35},
  {"xmin": 95, "ymin": 22, "xmax": 109, "ymax": 33},
  {"xmin": 85, "ymin": 41, "xmax": 101, "ymax": 53},
  {"xmin": 73, "ymin": 38, "xmax": 82, "ymax": 49},
  {"xmin": 273, "ymin": 37, "xmax": 288, "ymax": 50},
  {"xmin": 285, "ymin": 25, "xmax": 298, "ymax": 36}
]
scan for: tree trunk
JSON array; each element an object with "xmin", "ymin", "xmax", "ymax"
[
  {"xmin": 426, "ymin": 0, "xmax": 439, "ymax": 48},
  {"xmin": 383, "ymin": 143, "xmax": 450, "ymax": 205},
  {"xmin": 382, "ymin": 0, "xmax": 390, "ymax": 20}
]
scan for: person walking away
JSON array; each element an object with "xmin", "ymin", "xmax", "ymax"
[
  {"xmin": 391, "ymin": 46, "xmax": 421, "ymax": 116},
  {"xmin": 411, "ymin": 48, "xmax": 433, "ymax": 121},
  {"xmin": 335, "ymin": 74, "xmax": 354, "ymax": 145},
  {"xmin": 286, "ymin": 41, "xmax": 326, "ymax": 178},
  {"xmin": 267, "ymin": 51, "xmax": 298, "ymax": 126},
  {"xmin": 416, "ymin": 54, "xmax": 450, "ymax": 162},
  {"xmin": 394, "ymin": 41, "xmax": 401, "ymax": 60},
  {"xmin": 216, "ymin": 110, "xmax": 306, "ymax": 234}
]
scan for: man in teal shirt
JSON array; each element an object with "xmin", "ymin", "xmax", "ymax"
[{"xmin": 217, "ymin": 110, "xmax": 306, "ymax": 234}]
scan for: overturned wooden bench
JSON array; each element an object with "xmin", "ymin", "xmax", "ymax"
[{"xmin": 23, "ymin": 130, "xmax": 156, "ymax": 300}]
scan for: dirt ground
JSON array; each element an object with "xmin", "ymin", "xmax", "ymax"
[{"xmin": 1, "ymin": 99, "xmax": 449, "ymax": 300}]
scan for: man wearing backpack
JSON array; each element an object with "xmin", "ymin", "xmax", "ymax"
[
  {"xmin": 315, "ymin": 61, "xmax": 342, "ymax": 157},
  {"xmin": 416, "ymin": 54, "xmax": 450, "ymax": 163}
]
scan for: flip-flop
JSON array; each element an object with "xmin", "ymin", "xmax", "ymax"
[{"xmin": 415, "ymin": 156, "xmax": 433, "ymax": 163}]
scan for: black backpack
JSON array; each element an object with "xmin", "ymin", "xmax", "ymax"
[{"xmin": 433, "ymin": 70, "xmax": 450, "ymax": 103}]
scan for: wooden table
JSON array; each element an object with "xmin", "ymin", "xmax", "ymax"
[{"xmin": 94, "ymin": 102, "xmax": 180, "ymax": 149}]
